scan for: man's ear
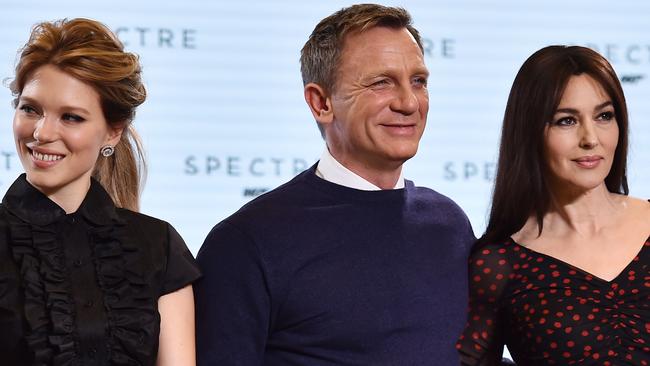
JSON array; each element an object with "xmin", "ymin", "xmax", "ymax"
[
  {"xmin": 304, "ymin": 82, "xmax": 333, "ymax": 125},
  {"xmin": 105, "ymin": 123, "xmax": 125, "ymax": 147}
]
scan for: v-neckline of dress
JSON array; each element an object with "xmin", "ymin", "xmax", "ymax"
[{"xmin": 508, "ymin": 236, "xmax": 649, "ymax": 284}]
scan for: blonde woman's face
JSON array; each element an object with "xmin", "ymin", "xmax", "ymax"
[{"xmin": 13, "ymin": 64, "xmax": 122, "ymax": 199}]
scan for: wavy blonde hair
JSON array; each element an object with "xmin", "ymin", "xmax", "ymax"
[{"xmin": 10, "ymin": 18, "xmax": 146, "ymax": 211}]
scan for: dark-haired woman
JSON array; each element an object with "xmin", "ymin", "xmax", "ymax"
[
  {"xmin": 0, "ymin": 19, "xmax": 200, "ymax": 365},
  {"xmin": 456, "ymin": 45, "xmax": 649, "ymax": 365}
]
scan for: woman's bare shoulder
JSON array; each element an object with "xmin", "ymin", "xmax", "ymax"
[{"xmin": 621, "ymin": 195, "xmax": 650, "ymax": 229}]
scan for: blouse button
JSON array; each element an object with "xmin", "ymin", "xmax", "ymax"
[
  {"xmin": 84, "ymin": 300, "xmax": 94, "ymax": 308},
  {"xmin": 73, "ymin": 259, "xmax": 83, "ymax": 267}
]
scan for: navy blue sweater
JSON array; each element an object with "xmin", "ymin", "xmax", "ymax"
[{"xmin": 195, "ymin": 166, "xmax": 475, "ymax": 365}]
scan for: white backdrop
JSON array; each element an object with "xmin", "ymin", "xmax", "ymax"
[{"xmin": 1, "ymin": 0, "xmax": 649, "ymax": 256}]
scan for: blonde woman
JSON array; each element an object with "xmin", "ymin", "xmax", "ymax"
[{"xmin": 0, "ymin": 18, "xmax": 200, "ymax": 365}]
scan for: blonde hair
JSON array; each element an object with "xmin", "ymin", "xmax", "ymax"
[{"xmin": 10, "ymin": 18, "xmax": 146, "ymax": 211}]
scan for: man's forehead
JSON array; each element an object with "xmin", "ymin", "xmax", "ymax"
[
  {"xmin": 341, "ymin": 26, "xmax": 419, "ymax": 50},
  {"xmin": 341, "ymin": 28, "xmax": 423, "ymax": 60}
]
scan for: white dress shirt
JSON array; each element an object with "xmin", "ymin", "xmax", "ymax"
[{"xmin": 315, "ymin": 148, "xmax": 405, "ymax": 190}]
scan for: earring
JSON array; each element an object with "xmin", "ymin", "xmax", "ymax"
[{"xmin": 100, "ymin": 145, "xmax": 115, "ymax": 157}]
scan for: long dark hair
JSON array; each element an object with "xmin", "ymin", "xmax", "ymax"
[{"xmin": 480, "ymin": 45, "xmax": 629, "ymax": 245}]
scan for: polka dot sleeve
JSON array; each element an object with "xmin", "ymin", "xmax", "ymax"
[{"xmin": 457, "ymin": 242, "xmax": 514, "ymax": 366}]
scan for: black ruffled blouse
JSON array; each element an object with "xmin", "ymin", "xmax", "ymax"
[{"xmin": 0, "ymin": 174, "xmax": 201, "ymax": 365}]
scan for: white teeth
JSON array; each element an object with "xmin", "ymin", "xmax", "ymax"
[{"xmin": 32, "ymin": 150, "xmax": 63, "ymax": 162}]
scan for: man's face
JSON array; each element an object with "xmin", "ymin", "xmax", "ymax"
[{"xmin": 325, "ymin": 26, "xmax": 429, "ymax": 178}]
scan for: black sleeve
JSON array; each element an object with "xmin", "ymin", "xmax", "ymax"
[
  {"xmin": 194, "ymin": 221, "xmax": 270, "ymax": 366},
  {"xmin": 160, "ymin": 223, "xmax": 201, "ymax": 295},
  {"xmin": 457, "ymin": 243, "xmax": 511, "ymax": 366}
]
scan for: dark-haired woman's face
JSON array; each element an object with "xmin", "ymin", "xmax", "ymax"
[
  {"xmin": 13, "ymin": 64, "xmax": 123, "ymax": 199},
  {"xmin": 543, "ymin": 74, "xmax": 619, "ymax": 194}
]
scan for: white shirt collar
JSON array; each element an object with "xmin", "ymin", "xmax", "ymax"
[{"xmin": 315, "ymin": 148, "xmax": 405, "ymax": 190}]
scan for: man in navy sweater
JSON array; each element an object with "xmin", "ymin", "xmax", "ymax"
[{"xmin": 195, "ymin": 4, "xmax": 475, "ymax": 365}]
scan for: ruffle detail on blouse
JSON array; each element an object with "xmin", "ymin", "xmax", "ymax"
[
  {"xmin": 90, "ymin": 224, "xmax": 160, "ymax": 365},
  {"xmin": 8, "ymin": 218, "xmax": 77, "ymax": 366}
]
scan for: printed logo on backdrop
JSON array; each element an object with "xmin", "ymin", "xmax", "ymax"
[
  {"xmin": 184, "ymin": 155, "xmax": 317, "ymax": 197},
  {"xmin": 108, "ymin": 31, "xmax": 451, "ymax": 53},
  {"xmin": 443, "ymin": 161, "xmax": 495, "ymax": 182},
  {"xmin": 421, "ymin": 37, "xmax": 456, "ymax": 59},
  {"xmin": 0, "ymin": 148, "xmax": 315, "ymax": 198},
  {"xmin": 584, "ymin": 43, "xmax": 649, "ymax": 85},
  {"xmin": 113, "ymin": 27, "xmax": 197, "ymax": 49},
  {"xmin": 0, "ymin": 149, "xmax": 20, "ymax": 188}
]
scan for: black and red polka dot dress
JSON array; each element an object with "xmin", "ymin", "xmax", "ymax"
[{"xmin": 457, "ymin": 237, "xmax": 650, "ymax": 365}]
